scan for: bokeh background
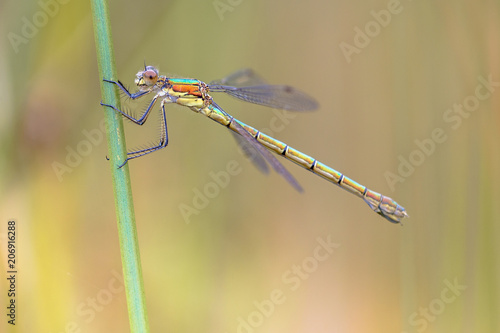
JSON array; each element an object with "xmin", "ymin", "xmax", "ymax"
[{"xmin": 1, "ymin": 0, "xmax": 499, "ymax": 332}]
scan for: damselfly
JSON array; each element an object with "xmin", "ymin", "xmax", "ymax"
[{"xmin": 101, "ymin": 66, "xmax": 408, "ymax": 223}]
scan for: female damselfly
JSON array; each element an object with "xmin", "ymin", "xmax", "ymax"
[{"xmin": 101, "ymin": 66, "xmax": 408, "ymax": 223}]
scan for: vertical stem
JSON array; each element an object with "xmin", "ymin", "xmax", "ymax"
[{"xmin": 90, "ymin": 0, "xmax": 150, "ymax": 332}]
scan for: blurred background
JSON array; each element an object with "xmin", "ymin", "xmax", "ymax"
[{"xmin": 0, "ymin": 0, "xmax": 499, "ymax": 332}]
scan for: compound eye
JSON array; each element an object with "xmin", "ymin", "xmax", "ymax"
[{"xmin": 143, "ymin": 69, "xmax": 158, "ymax": 85}]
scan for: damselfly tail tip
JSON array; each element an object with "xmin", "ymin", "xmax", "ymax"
[
  {"xmin": 388, "ymin": 206, "xmax": 409, "ymax": 224},
  {"xmin": 368, "ymin": 199, "xmax": 408, "ymax": 224}
]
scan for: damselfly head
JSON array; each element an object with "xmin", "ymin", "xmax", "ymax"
[{"xmin": 135, "ymin": 66, "xmax": 159, "ymax": 89}]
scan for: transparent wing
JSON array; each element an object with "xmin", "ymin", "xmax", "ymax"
[
  {"xmin": 230, "ymin": 131, "xmax": 269, "ymax": 174},
  {"xmin": 209, "ymin": 84, "xmax": 318, "ymax": 111},
  {"xmin": 209, "ymin": 68, "xmax": 267, "ymax": 87},
  {"xmin": 212, "ymin": 101, "xmax": 303, "ymax": 192}
]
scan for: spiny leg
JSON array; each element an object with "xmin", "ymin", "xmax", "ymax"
[
  {"xmin": 100, "ymin": 87, "xmax": 167, "ymax": 168},
  {"xmin": 103, "ymin": 79, "xmax": 151, "ymax": 99},
  {"xmin": 115, "ymin": 99, "xmax": 169, "ymax": 168},
  {"xmin": 101, "ymin": 94, "xmax": 159, "ymax": 125}
]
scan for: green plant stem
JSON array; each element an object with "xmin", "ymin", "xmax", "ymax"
[{"xmin": 90, "ymin": 0, "xmax": 149, "ymax": 331}]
